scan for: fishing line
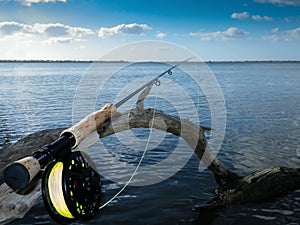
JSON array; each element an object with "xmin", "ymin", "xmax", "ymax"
[
  {"xmin": 100, "ymin": 65, "xmax": 202, "ymax": 208},
  {"xmin": 99, "ymin": 95, "xmax": 158, "ymax": 209},
  {"xmin": 99, "ymin": 61, "xmax": 195, "ymax": 208},
  {"xmin": 47, "ymin": 162, "xmax": 74, "ymax": 219}
]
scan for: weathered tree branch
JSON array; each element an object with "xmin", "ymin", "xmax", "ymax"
[
  {"xmin": 100, "ymin": 81, "xmax": 239, "ymax": 185},
  {"xmin": 98, "ymin": 108, "xmax": 239, "ymax": 185},
  {"xmin": 218, "ymin": 166, "xmax": 300, "ymax": 205}
]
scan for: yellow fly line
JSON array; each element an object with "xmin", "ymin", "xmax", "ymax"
[{"xmin": 48, "ymin": 162, "xmax": 74, "ymax": 219}]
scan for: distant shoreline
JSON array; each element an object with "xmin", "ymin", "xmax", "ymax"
[{"xmin": 0, "ymin": 60, "xmax": 299, "ymax": 63}]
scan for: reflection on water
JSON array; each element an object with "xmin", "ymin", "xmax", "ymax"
[{"xmin": 0, "ymin": 62, "xmax": 299, "ymax": 224}]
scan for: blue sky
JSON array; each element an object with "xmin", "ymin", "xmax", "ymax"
[{"xmin": 0, "ymin": 0, "xmax": 299, "ymax": 61}]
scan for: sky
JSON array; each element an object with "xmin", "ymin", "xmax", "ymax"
[{"xmin": 0, "ymin": 0, "xmax": 299, "ymax": 61}]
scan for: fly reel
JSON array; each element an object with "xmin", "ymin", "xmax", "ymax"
[{"xmin": 42, "ymin": 151, "xmax": 101, "ymax": 224}]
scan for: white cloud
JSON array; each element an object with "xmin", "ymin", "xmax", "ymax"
[
  {"xmin": 156, "ymin": 31, "xmax": 167, "ymax": 38},
  {"xmin": 190, "ymin": 27, "xmax": 249, "ymax": 41},
  {"xmin": 263, "ymin": 27, "xmax": 300, "ymax": 41},
  {"xmin": 33, "ymin": 23, "xmax": 94, "ymax": 37},
  {"xmin": 284, "ymin": 27, "xmax": 300, "ymax": 41},
  {"xmin": 15, "ymin": 0, "xmax": 66, "ymax": 7},
  {"xmin": 43, "ymin": 24, "xmax": 69, "ymax": 36},
  {"xmin": 0, "ymin": 21, "xmax": 94, "ymax": 47},
  {"xmin": 0, "ymin": 21, "xmax": 157, "ymax": 60},
  {"xmin": 252, "ymin": 14, "xmax": 273, "ymax": 21},
  {"xmin": 98, "ymin": 23, "xmax": 152, "ymax": 38},
  {"xmin": 42, "ymin": 37, "xmax": 80, "ymax": 44},
  {"xmin": 0, "ymin": 21, "xmax": 154, "ymax": 46},
  {"xmin": 231, "ymin": 12, "xmax": 249, "ymax": 20},
  {"xmin": 231, "ymin": 12, "xmax": 273, "ymax": 21},
  {"xmin": 254, "ymin": 0, "xmax": 300, "ymax": 6},
  {"xmin": 0, "ymin": 21, "xmax": 93, "ymax": 41},
  {"xmin": 35, "ymin": 23, "xmax": 93, "ymax": 44},
  {"xmin": 0, "ymin": 21, "xmax": 33, "ymax": 35}
]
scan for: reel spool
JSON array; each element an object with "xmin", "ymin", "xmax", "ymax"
[{"xmin": 42, "ymin": 151, "xmax": 101, "ymax": 224}]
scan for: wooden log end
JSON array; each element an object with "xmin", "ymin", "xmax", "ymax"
[{"xmin": 218, "ymin": 166, "xmax": 300, "ymax": 205}]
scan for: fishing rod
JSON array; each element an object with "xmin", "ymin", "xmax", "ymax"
[
  {"xmin": 3, "ymin": 57, "xmax": 193, "ymax": 224},
  {"xmin": 115, "ymin": 57, "xmax": 193, "ymax": 108}
]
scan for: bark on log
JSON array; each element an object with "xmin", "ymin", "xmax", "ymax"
[{"xmin": 218, "ymin": 166, "xmax": 300, "ymax": 205}]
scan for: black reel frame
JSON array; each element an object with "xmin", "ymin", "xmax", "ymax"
[{"xmin": 42, "ymin": 151, "xmax": 102, "ymax": 224}]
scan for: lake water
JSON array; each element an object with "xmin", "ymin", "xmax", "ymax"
[{"xmin": 0, "ymin": 61, "xmax": 299, "ymax": 225}]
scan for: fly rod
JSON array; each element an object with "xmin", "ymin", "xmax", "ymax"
[
  {"xmin": 115, "ymin": 57, "xmax": 193, "ymax": 108},
  {"xmin": 3, "ymin": 57, "xmax": 193, "ymax": 192}
]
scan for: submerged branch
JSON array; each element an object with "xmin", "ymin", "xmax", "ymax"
[{"xmin": 218, "ymin": 166, "xmax": 300, "ymax": 205}]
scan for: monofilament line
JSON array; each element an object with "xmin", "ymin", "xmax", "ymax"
[{"xmin": 99, "ymin": 96, "xmax": 158, "ymax": 209}]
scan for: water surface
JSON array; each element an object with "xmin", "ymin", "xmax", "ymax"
[{"xmin": 0, "ymin": 61, "xmax": 299, "ymax": 225}]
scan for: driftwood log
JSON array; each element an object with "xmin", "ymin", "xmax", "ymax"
[{"xmin": 1, "ymin": 85, "xmax": 300, "ymax": 224}]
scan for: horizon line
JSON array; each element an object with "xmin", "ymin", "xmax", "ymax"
[{"xmin": 0, "ymin": 59, "xmax": 300, "ymax": 63}]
